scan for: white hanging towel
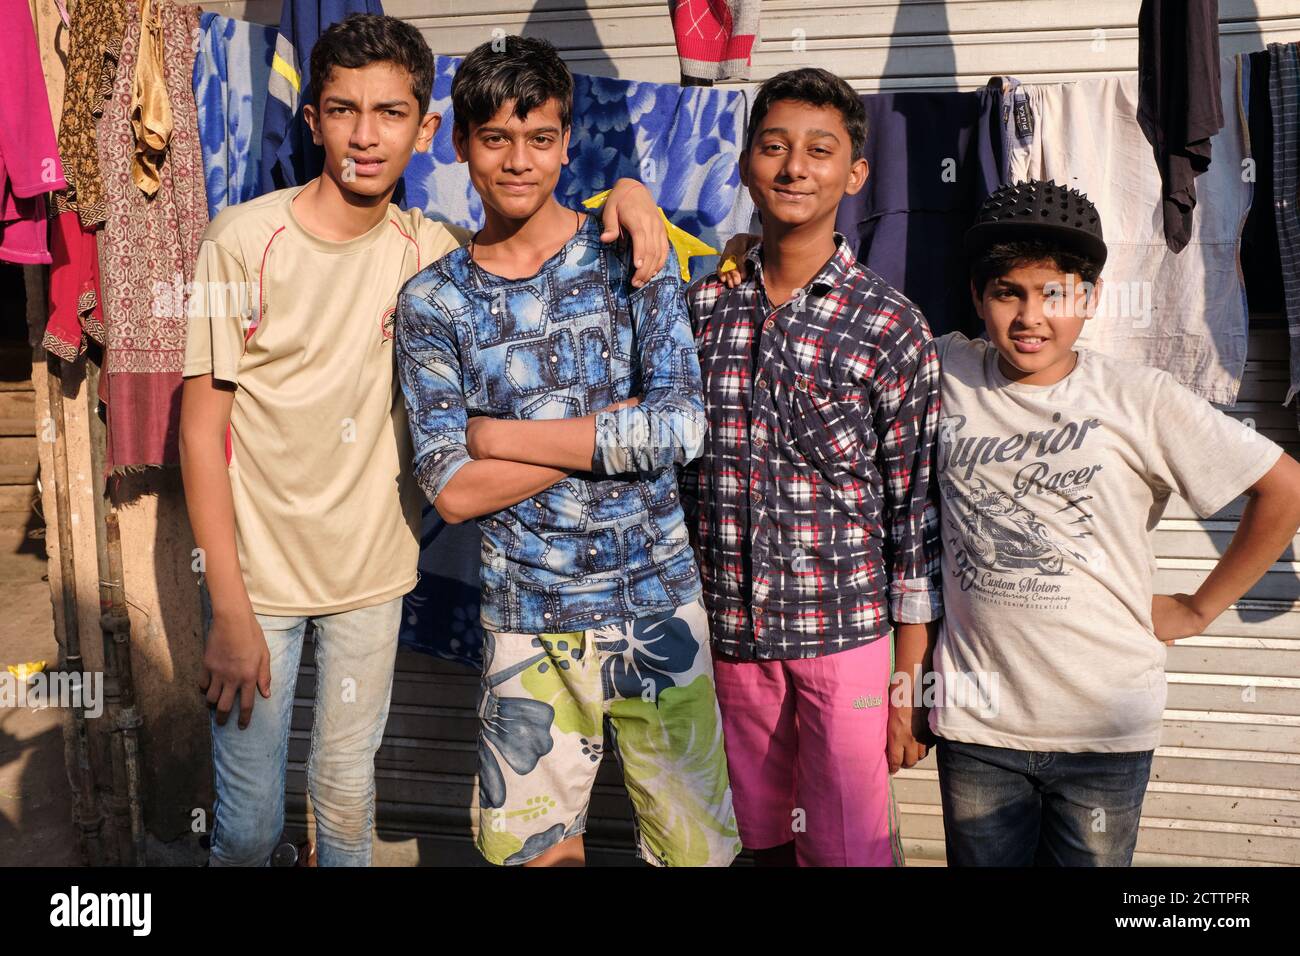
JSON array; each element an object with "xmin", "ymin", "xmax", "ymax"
[{"xmin": 1009, "ymin": 58, "xmax": 1250, "ymax": 406}]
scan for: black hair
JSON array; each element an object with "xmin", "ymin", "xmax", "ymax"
[
  {"xmin": 451, "ymin": 36, "xmax": 574, "ymax": 139},
  {"xmin": 309, "ymin": 13, "xmax": 436, "ymax": 115},
  {"xmin": 970, "ymin": 239, "xmax": 1104, "ymax": 295},
  {"xmin": 744, "ymin": 68, "xmax": 868, "ymax": 159}
]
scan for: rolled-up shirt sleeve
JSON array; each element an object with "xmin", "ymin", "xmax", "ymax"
[
  {"xmin": 592, "ymin": 249, "xmax": 708, "ymax": 477},
  {"xmin": 870, "ymin": 308, "xmax": 944, "ymax": 624},
  {"xmin": 395, "ymin": 287, "xmax": 473, "ymax": 504}
]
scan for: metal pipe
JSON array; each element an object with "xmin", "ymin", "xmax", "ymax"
[
  {"xmin": 43, "ymin": 353, "xmax": 105, "ymax": 865},
  {"xmin": 104, "ymin": 511, "xmax": 146, "ymax": 865},
  {"xmin": 86, "ymin": 361, "xmax": 130, "ymax": 866}
]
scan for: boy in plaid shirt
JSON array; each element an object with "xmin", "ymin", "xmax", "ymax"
[{"xmin": 682, "ymin": 68, "xmax": 943, "ymax": 866}]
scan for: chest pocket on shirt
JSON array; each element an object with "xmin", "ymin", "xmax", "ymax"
[
  {"xmin": 475, "ymin": 286, "xmax": 547, "ymax": 347},
  {"xmin": 777, "ymin": 372, "xmax": 870, "ymax": 474},
  {"xmin": 586, "ymin": 481, "xmax": 644, "ymax": 522},
  {"xmin": 481, "ymin": 538, "xmax": 509, "ymax": 593},
  {"xmin": 552, "ymin": 281, "xmax": 608, "ymax": 322},
  {"xmin": 505, "ymin": 330, "xmax": 578, "ymax": 395}
]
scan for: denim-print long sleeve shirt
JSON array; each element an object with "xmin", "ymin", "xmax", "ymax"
[
  {"xmin": 396, "ymin": 216, "xmax": 707, "ymax": 634},
  {"xmin": 681, "ymin": 234, "xmax": 943, "ymax": 660}
]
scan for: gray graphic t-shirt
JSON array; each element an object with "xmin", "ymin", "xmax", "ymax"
[{"xmin": 928, "ymin": 334, "xmax": 1283, "ymax": 752}]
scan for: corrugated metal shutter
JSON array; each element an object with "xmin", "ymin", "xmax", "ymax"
[{"xmin": 196, "ymin": 0, "xmax": 1300, "ymax": 865}]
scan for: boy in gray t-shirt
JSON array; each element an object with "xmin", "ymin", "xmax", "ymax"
[{"xmin": 923, "ymin": 180, "xmax": 1300, "ymax": 866}]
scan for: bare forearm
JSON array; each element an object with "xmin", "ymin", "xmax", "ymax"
[
  {"xmin": 474, "ymin": 416, "xmax": 597, "ymax": 472},
  {"xmin": 892, "ymin": 621, "xmax": 938, "ymax": 700},
  {"xmin": 887, "ymin": 619, "xmax": 941, "ymax": 768},
  {"xmin": 179, "ymin": 432, "xmax": 251, "ymax": 617},
  {"xmin": 1192, "ymin": 487, "xmax": 1300, "ymax": 622},
  {"xmin": 435, "ymin": 457, "xmax": 571, "ymax": 524}
]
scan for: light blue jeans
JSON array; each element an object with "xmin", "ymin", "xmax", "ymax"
[{"xmin": 203, "ymin": 591, "xmax": 401, "ymax": 867}]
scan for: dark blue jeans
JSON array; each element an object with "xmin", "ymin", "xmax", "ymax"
[{"xmin": 936, "ymin": 738, "xmax": 1153, "ymax": 867}]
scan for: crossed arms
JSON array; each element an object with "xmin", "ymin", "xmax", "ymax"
[{"xmin": 398, "ymin": 249, "xmax": 706, "ymax": 525}]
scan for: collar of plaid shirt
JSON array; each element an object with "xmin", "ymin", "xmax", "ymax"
[{"xmin": 741, "ymin": 231, "xmax": 857, "ymax": 301}]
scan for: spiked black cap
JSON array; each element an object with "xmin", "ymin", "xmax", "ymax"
[{"xmin": 964, "ymin": 180, "xmax": 1107, "ymax": 268}]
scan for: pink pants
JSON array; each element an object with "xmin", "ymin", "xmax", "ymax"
[{"xmin": 712, "ymin": 637, "xmax": 902, "ymax": 866}]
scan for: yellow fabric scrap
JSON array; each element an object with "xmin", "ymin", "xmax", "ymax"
[{"xmin": 581, "ymin": 189, "xmax": 717, "ymax": 282}]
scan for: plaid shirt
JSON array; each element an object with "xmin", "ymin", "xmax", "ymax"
[{"xmin": 681, "ymin": 235, "xmax": 943, "ymax": 660}]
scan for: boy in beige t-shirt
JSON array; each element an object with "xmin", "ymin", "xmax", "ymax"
[
  {"xmin": 921, "ymin": 180, "xmax": 1300, "ymax": 866},
  {"xmin": 179, "ymin": 14, "xmax": 667, "ymax": 867}
]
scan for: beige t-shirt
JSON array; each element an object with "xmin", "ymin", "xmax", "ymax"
[
  {"xmin": 182, "ymin": 185, "xmax": 467, "ymax": 615},
  {"xmin": 928, "ymin": 334, "xmax": 1283, "ymax": 752}
]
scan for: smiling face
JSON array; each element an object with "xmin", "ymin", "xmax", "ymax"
[
  {"xmin": 740, "ymin": 98, "xmax": 867, "ymax": 232},
  {"xmin": 303, "ymin": 60, "xmax": 438, "ymax": 204},
  {"xmin": 454, "ymin": 97, "xmax": 570, "ymax": 223},
  {"xmin": 973, "ymin": 261, "xmax": 1102, "ymax": 385}
]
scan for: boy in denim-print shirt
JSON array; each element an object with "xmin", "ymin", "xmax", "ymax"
[{"xmin": 396, "ymin": 36, "xmax": 739, "ymax": 868}]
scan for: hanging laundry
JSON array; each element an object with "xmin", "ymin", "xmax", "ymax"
[
  {"xmin": 259, "ymin": 0, "xmax": 385, "ymax": 193},
  {"xmin": 0, "ymin": 0, "xmax": 67, "ymax": 265},
  {"xmin": 31, "ymin": 1, "xmax": 98, "ymax": 362},
  {"xmin": 131, "ymin": 0, "xmax": 174, "ymax": 197},
  {"xmin": 1241, "ymin": 49, "xmax": 1283, "ymax": 316},
  {"xmin": 42, "ymin": 211, "xmax": 105, "ymax": 363},
  {"xmin": 96, "ymin": 0, "xmax": 208, "ymax": 470},
  {"xmin": 1008, "ymin": 63, "xmax": 1250, "ymax": 406},
  {"xmin": 1137, "ymin": 0, "xmax": 1223, "ymax": 253},
  {"xmin": 27, "ymin": 0, "xmax": 72, "ymax": 133},
  {"xmin": 193, "ymin": 12, "xmax": 277, "ymax": 217},
  {"xmin": 670, "ymin": 0, "xmax": 759, "ymax": 83},
  {"xmin": 1269, "ymin": 42, "xmax": 1300, "ymax": 410},
  {"xmin": 832, "ymin": 88, "xmax": 1003, "ymax": 337},
  {"xmin": 397, "ymin": 510, "xmax": 486, "ymax": 671},
  {"xmin": 991, "ymin": 75, "xmax": 1032, "ymax": 185},
  {"xmin": 55, "ymin": 0, "xmax": 128, "ymax": 226},
  {"xmin": 402, "ymin": 55, "xmax": 754, "ymax": 265}
]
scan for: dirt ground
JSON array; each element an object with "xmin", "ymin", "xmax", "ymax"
[
  {"xmin": 0, "ymin": 517, "xmax": 80, "ymax": 866},
  {"xmin": 0, "ymin": 511, "xmax": 670, "ymax": 868}
]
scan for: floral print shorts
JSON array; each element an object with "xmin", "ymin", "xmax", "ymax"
[{"xmin": 475, "ymin": 596, "xmax": 741, "ymax": 866}]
